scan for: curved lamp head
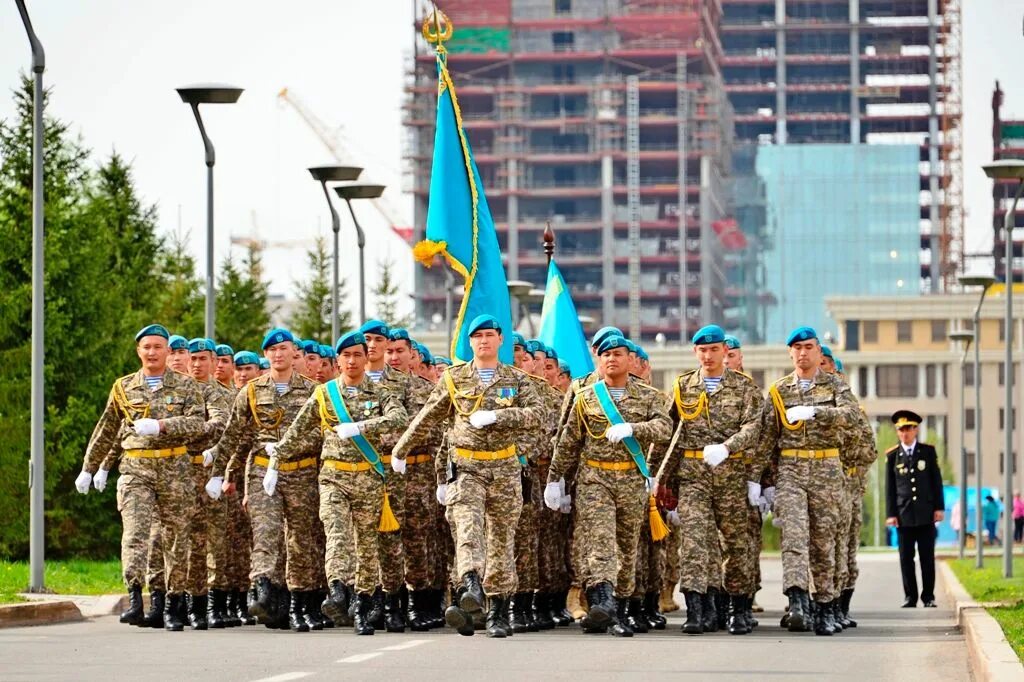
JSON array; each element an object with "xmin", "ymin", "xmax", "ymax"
[
  {"xmin": 334, "ymin": 184, "xmax": 386, "ymax": 201},
  {"xmin": 949, "ymin": 330, "xmax": 974, "ymax": 345},
  {"xmin": 983, "ymin": 159, "xmax": 1024, "ymax": 180},
  {"xmin": 309, "ymin": 165, "xmax": 363, "ymax": 183},
  {"xmin": 176, "ymin": 84, "xmax": 243, "ymax": 105},
  {"xmin": 522, "ymin": 288, "xmax": 546, "ymax": 305},
  {"xmin": 958, "ymin": 274, "xmax": 997, "ymax": 289},
  {"xmin": 506, "ymin": 280, "xmax": 534, "ymax": 299}
]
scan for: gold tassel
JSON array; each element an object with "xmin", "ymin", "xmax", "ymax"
[
  {"xmin": 648, "ymin": 495, "xmax": 669, "ymax": 542},
  {"xmin": 412, "ymin": 239, "xmax": 448, "ymax": 267},
  {"xmin": 378, "ymin": 489, "xmax": 401, "ymax": 533}
]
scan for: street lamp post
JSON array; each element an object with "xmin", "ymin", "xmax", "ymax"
[
  {"xmin": 507, "ymin": 280, "xmax": 533, "ymax": 330},
  {"xmin": 961, "ymin": 274, "xmax": 996, "ymax": 568},
  {"xmin": 521, "ymin": 288, "xmax": 547, "ymax": 337},
  {"xmin": 16, "ymin": 0, "xmax": 46, "ymax": 593},
  {"xmin": 176, "ymin": 84, "xmax": 243, "ymax": 339},
  {"xmin": 308, "ymin": 166, "xmax": 362, "ymax": 343},
  {"xmin": 950, "ymin": 329, "xmax": 975, "ymax": 560},
  {"xmin": 983, "ymin": 159, "xmax": 1024, "ymax": 577},
  {"xmin": 333, "ymin": 184, "xmax": 386, "ymax": 323}
]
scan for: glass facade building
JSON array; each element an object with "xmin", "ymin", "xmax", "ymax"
[{"xmin": 756, "ymin": 144, "xmax": 921, "ymax": 342}]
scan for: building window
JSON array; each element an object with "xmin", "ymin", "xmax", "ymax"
[
  {"xmin": 845, "ymin": 320, "xmax": 860, "ymax": 351},
  {"xmin": 1000, "ymin": 452, "xmax": 1018, "ymax": 475},
  {"xmin": 931, "ymin": 320, "xmax": 946, "ymax": 342},
  {"xmin": 863, "ymin": 320, "xmax": 878, "ymax": 344},
  {"xmin": 1000, "ymin": 408, "xmax": 1017, "ymax": 430},
  {"xmin": 896, "ymin": 320, "xmax": 912, "ymax": 343},
  {"xmin": 857, "ymin": 366, "xmax": 868, "ymax": 398},
  {"xmin": 1000, "ymin": 318, "xmax": 1006, "ymax": 342},
  {"xmin": 875, "ymin": 365, "xmax": 918, "ymax": 398},
  {"xmin": 965, "ymin": 408, "xmax": 975, "ymax": 431},
  {"xmin": 965, "ymin": 362, "xmax": 976, "ymax": 387},
  {"xmin": 967, "ymin": 451, "xmax": 976, "ymax": 476},
  {"xmin": 554, "ymin": 0, "xmax": 572, "ymax": 13},
  {"xmin": 925, "ymin": 364, "xmax": 936, "ymax": 397},
  {"xmin": 999, "ymin": 363, "xmax": 1016, "ymax": 387}
]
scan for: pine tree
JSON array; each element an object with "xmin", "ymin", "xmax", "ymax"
[
  {"xmin": 372, "ymin": 256, "xmax": 412, "ymax": 329},
  {"xmin": 153, "ymin": 229, "xmax": 204, "ymax": 338},
  {"xmin": 290, "ymin": 235, "xmax": 350, "ymax": 341},
  {"xmin": 215, "ymin": 243, "xmax": 272, "ymax": 351}
]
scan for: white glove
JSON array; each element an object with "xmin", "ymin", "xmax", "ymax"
[
  {"xmin": 205, "ymin": 477, "xmax": 224, "ymax": 500},
  {"xmin": 605, "ymin": 422, "xmax": 633, "ymax": 443},
  {"xmin": 133, "ymin": 418, "xmax": 161, "ymax": 436},
  {"xmin": 74, "ymin": 470, "xmax": 92, "ymax": 494},
  {"xmin": 667, "ymin": 510, "xmax": 683, "ymax": 527},
  {"xmin": 202, "ymin": 449, "xmax": 214, "ymax": 467},
  {"xmin": 646, "ymin": 477, "xmax": 657, "ymax": 494},
  {"xmin": 702, "ymin": 443, "xmax": 729, "ymax": 468},
  {"xmin": 468, "ymin": 410, "xmax": 497, "ymax": 429},
  {"xmin": 264, "ymin": 442, "xmax": 277, "ymax": 458},
  {"xmin": 757, "ymin": 496, "xmax": 770, "ymax": 515},
  {"xmin": 262, "ymin": 468, "xmax": 278, "ymax": 497},
  {"xmin": 435, "ymin": 484, "xmax": 447, "ymax": 506},
  {"xmin": 334, "ymin": 422, "xmax": 361, "ymax": 440},
  {"xmin": 763, "ymin": 486, "xmax": 776, "ymax": 508},
  {"xmin": 559, "ymin": 495, "xmax": 572, "ymax": 514},
  {"xmin": 771, "ymin": 515, "xmax": 782, "ymax": 528},
  {"xmin": 785, "ymin": 406, "xmax": 816, "ymax": 423},
  {"xmin": 544, "ymin": 481, "xmax": 562, "ymax": 511},
  {"xmin": 747, "ymin": 481, "xmax": 762, "ymax": 507},
  {"xmin": 92, "ymin": 468, "xmax": 108, "ymax": 492},
  {"xmin": 391, "ymin": 457, "xmax": 407, "ymax": 475}
]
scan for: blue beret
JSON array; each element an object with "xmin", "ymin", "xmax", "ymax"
[
  {"xmin": 300, "ymin": 339, "xmax": 318, "ymax": 354},
  {"xmin": 388, "ymin": 328, "xmax": 411, "ymax": 342},
  {"xmin": 624, "ymin": 339, "xmax": 638, "ymax": 354},
  {"xmin": 215, "ymin": 343, "xmax": 234, "ymax": 357},
  {"xmin": 467, "ymin": 314, "xmax": 501, "ymax": 336},
  {"xmin": 435, "ymin": 355, "xmax": 452, "ymax": 366},
  {"xmin": 335, "ymin": 330, "xmax": 367, "ymax": 353},
  {"xmin": 636, "ymin": 347, "xmax": 649, "ymax": 361},
  {"xmin": 597, "ymin": 335, "xmax": 631, "ymax": 356},
  {"xmin": 258, "ymin": 357, "xmax": 270, "ymax": 370},
  {"xmin": 786, "ymin": 326, "xmax": 818, "ymax": 346},
  {"xmin": 692, "ymin": 324, "xmax": 726, "ymax": 346},
  {"xmin": 418, "ymin": 343, "xmax": 434, "ymax": 365},
  {"xmin": 528, "ymin": 339, "xmax": 546, "ymax": 355},
  {"xmin": 135, "ymin": 324, "xmax": 169, "ymax": 342},
  {"xmin": 358, "ymin": 319, "xmax": 390, "ymax": 338},
  {"xmin": 321, "ymin": 345, "xmax": 336, "ymax": 360},
  {"xmin": 168, "ymin": 334, "xmax": 187, "ymax": 351},
  {"xmin": 821, "ymin": 345, "xmax": 833, "ymax": 359},
  {"xmin": 724, "ymin": 335, "xmax": 741, "ymax": 350},
  {"xmin": 233, "ymin": 350, "xmax": 260, "ymax": 367},
  {"xmin": 591, "ymin": 326, "xmax": 623, "ymax": 348},
  {"xmin": 188, "ymin": 337, "xmax": 215, "ymax": 353},
  {"xmin": 834, "ymin": 357, "xmax": 844, "ymax": 373},
  {"xmin": 524, "ymin": 339, "xmax": 540, "ymax": 355},
  {"xmin": 558, "ymin": 359, "xmax": 571, "ymax": 374},
  {"xmin": 261, "ymin": 327, "xmax": 294, "ymax": 350},
  {"xmin": 511, "ymin": 332, "xmax": 527, "ymax": 348},
  {"xmin": 545, "ymin": 346, "xmax": 558, "ymax": 361}
]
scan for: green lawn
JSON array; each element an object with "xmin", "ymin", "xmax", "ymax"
[
  {"xmin": 0, "ymin": 560, "xmax": 122, "ymax": 604},
  {"xmin": 991, "ymin": 605, "xmax": 1024, "ymax": 661},
  {"xmin": 948, "ymin": 557, "xmax": 1024, "ymax": 661}
]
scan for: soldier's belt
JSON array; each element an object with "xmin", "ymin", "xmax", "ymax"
[
  {"xmin": 190, "ymin": 455, "xmax": 205, "ymax": 465},
  {"xmin": 321, "ymin": 459, "xmax": 373, "ymax": 472},
  {"xmin": 585, "ymin": 459, "xmax": 634, "ymax": 471},
  {"xmin": 780, "ymin": 448, "xmax": 840, "ymax": 460},
  {"xmin": 681, "ymin": 449, "xmax": 744, "ymax": 460},
  {"xmin": 845, "ymin": 466, "xmax": 859, "ymax": 476},
  {"xmin": 454, "ymin": 445, "xmax": 517, "ymax": 461},
  {"xmin": 406, "ymin": 454, "xmax": 432, "ymax": 465},
  {"xmin": 123, "ymin": 446, "xmax": 187, "ymax": 459},
  {"xmin": 252, "ymin": 455, "xmax": 317, "ymax": 472}
]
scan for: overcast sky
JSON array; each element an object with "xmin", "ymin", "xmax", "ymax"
[{"xmin": 1, "ymin": 1, "xmax": 1022, "ymax": 319}]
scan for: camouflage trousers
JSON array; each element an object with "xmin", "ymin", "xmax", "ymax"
[
  {"xmin": 116, "ymin": 454, "xmax": 193, "ymax": 595},
  {"xmin": 378, "ymin": 467, "xmax": 405, "ymax": 594},
  {"xmin": 513, "ymin": 468, "xmax": 539, "ymax": 592},
  {"xmin": 575, "ymin": 465, "xmax": 647, "ymax": 599},
  {"xmin": 746, "ymin": 505, "xmax": 763, "ymax": 594},
  {"xmin": 833, "ymin": 472, "xmax": 854, "ymax": 594},
  {"xmin": 675, "ymin": 458, "xmax": 753, "ymax": 595},
  {"xmin": 845, "ymin": 473, "xmax": 868, "ymax": 589},
  {"xmin": 246, "ymin": 461, "xmax": 321, "ymax": 590},
  {"xmin": 184, "ymin": 462, "xmax": 214, "ymax": 595},
  {"xmin": 537, "ymin": 458, "xmax": 569, "ymax": 593},
  {"xmin": 208, "ymin": 486, "xmax": 251, "ymax": 590},
  {"xmin": 402, "ymin": 455, "xmax": 438, "ymax": 590},
  {"xmin": 775, "ymin": 456, "xmax": 844, "ymax": 602},
  {"xmin": 445, "ymin": 457, "xmax": 523, "ymax": 597},
  {"xmin": 319, "ymin": 467, "xmax": 384, "ymax": 595},
  {"xmin": 632, "ymin": 524, "xmax": 664, "ymax": 598},
  {"xmin": 433, "ymin": 503, "xmax": 454, "ymax": 591},
  {"xmin": 145, "ymin": 519, "xmax": 165, "ymax": 592},
  {"xmin": 663, "ymin": 524, "xmax": 681, "ymax": 591}
]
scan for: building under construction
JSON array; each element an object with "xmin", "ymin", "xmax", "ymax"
[
  {"xmin": 992, "ymin": 81, "xmax": 1024, "ymax": 283},
  {"xmin": 404, "ymin": 0, "xmax": 738, "ymax": 342}
]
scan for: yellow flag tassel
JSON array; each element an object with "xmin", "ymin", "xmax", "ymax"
[
  {"xmin": 648, "ymin": 496, "xmax": 669, "ymax": 542},
  {"xmin": 412, "ymin": 239, "xmax": 448, "ymax": 267},
  {"xmin": 378, "ymin": 489, "xmax": 401, "ymax": 533}
]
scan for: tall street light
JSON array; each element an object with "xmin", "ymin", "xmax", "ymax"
[
  {"xmin": 950, "ymin": 329, "xmax": 975, "ymax": 561},
  {"xmin": 507, "ymin": 280, "xmax": 533, "ymax": 329},
  {"xmin": 983, "ymin": 158, "xmax": 1024, "ymax": 577},
  {"xmin": 176, "ymin": 84, "xmax": 243, "ymax": 339},
  {"xmin": 333, "ymin": 184, "xmax": 386, "ymax": 323},
  {"xmin": 961, "ymin": 273, "xmax": 996, "ymax": 569},
  {"xmin": 521, "ymin": 288, "xmax": 546, "ymax": 337},
  {"xmin": 16, "ymin": 0, "xmax": 46, "ymax": 594},
  {"xmin": 308, "ymin": 165, "xmax": 362, "ymax": 343}
]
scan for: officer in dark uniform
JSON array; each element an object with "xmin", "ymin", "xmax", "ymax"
[{"xmin": 884, "ymin": 410, "xmax": 944, "ymax": 608}]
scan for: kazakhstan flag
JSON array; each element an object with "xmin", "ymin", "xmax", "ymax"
[
  {"xmin": 538, "ymin": 260, "xmax": 594, "ymax": 379},
  {"xmin": 413, "ymin": 48, "xmax": 513, "ymax": 364}
]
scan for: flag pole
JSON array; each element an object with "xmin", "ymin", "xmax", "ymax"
[{"xmin": 544, "ymin": 221, "xmax": 555, "ymax": 268}]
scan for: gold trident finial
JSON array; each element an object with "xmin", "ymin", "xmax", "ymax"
[{"xmin": 423, "ymin": 6, "xmax": 453, "ymax": 49}]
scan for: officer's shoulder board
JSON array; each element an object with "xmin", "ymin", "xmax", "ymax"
[{"xmin": 884, "ymin": 444, "xmax": 901, "ymax": 457}]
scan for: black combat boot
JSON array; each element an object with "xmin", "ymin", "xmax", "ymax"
[
  {"xmin": 384, "ymin": 591, "xmax": 407, "ymax": 633},
  {"xmin": 609, "ymin": 597, "xmax": 633, "ymax": 637},
  {"xmin": 322, "ymin": 580, "xmax": 351, "ymax": 626},
  {"xmin": 509, "ymin": 593, "xmax": 531, "ymax": 633},
  {"xmin": 486, "ymin": 595, "xmax": 512, "ymax": 638},
  {"xmin": 164, "ymin": 593, "xmax": 185, "ymax": 632},
  {"xmin": 367, "ymin": 586, "xmax": 385, "ymax": 631},
  {"xmin": 727, "ymin": 594, "xmax": 750, "ymax": 635},
  {"xmin": 626, "ymin": 598, "xmax": 648, "ymax": 633},
  {"xmin": 353, "ymin": 592, "xmax": 374, "ymax": 635},
  {"xmin": 430, "ymin": 589, "xmax": 447, "ymax": 629},
  {"xmin": 702, "ymin": 588, "xmax": 719, "ymax": 633},
  {"xmin": 207, "ymin": 588, "xmax": 227, "ymax": 629},
  {"xmin": 552, "ymin": 590, "xmax": 573, "ymax": 626},
  {"xmin": 645, "ymin": 591, "xmax": 666, "ymax": 630},
  {"xmin": 831, "ymin": 600, "xmax": 846, "ymax": 631},
  {"xmin": 840, "ymin": 588, "xmax": 857, "ymax": 628},
  {"xmin": 785, "ymin": 587, "xmax": 809, "ymax": 632},
  {"xmin": 825, "ymin": 600, "xmax": 840, "ymax": 634},
  {"xmin": 814, "ymin": 600, "xmax": 833, "ymax": 636},
  {"xmin": 240, "ymin": 587, "xmax": 256, "ymax": 625},
  {"xmin": 142, "ymin": 589, "xmax": 165, "ymax": 629},
  {"xmin": 120, "ymin": 585, "xmax": 144, "ymax": 626},
  {"xmin": 532, "ymin": 592, "xmax": 552, "ymax": 630},
  {"xmin": 459, "ymin": 571, "xmax": 485, "ymax": 614},
  {"xmin": 407, "ymin": 590, "xmax": 431, "ymax": 632},
  {"xmin": 445, "ymin": 586, "xmax": 476, "ymax": 636},
  {"xmin": 223, "ymin": 590, "xmax": 241, "ymax": 627},
  {"xmin": 288, "ymin": 591, "xmax": 309, "ymax": 632},
  {"xmin": 304, "ymin": 591, "xmax": 326, "ymax": 631},
  {"xmin": 716, "ymin": 589, "xmax": 729, "ymax": 631},
  {"xmin": 269, "ymin": 587, "xmax": 290, "ymax": 629},
  {"xmin": 249, "ymin": 577, "xmax": 274, "ymax": 623},
  {"xmin": 746, "ymin": 594, "xmax": 758, "ymax": 628},
  {"xmin": 186, "ymin": 593, "xmax": 208, "ymax": 630},
  {"xmin": 584, "ymin": 581, "xmax": 616, "ymax": 629},
  {"xmin": 681, "ymin": 591, "xmax": 703, "ymax": 634}
]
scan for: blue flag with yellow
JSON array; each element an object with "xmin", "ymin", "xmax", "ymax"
[
  {"xmin": 538, "ymin": 260, "xmax": 594, "ymax": 379},
  {"xmin": 413, "ymin": 47, "xmax": 513, "ymax": 364}
]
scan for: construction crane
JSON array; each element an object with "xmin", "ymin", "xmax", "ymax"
[
  {"xmin": 230, "ymin": 210, "xmax": 315, "ymax": 252},
  {"xmin": 277, "ymin": 87, "xmax": 414, "ymax": 244}
]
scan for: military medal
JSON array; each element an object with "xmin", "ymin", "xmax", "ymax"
[{"xmin": 917, "ymin": 460, "xmax": 926, "ymax": 471}]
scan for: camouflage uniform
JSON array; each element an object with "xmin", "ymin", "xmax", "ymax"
[
  {"xmin": 555, "ymin": 372, "xmax": 599, "ymax": 590},
  {"xmin": 395, "ymin": 362, "xmax": 542, "ymax": 597},
  {"xmin": 840, "ymin": 409, "xmax": 877, "ymax": 591},
  {"xmin": 536, "ymin": 383, "xmax": 569, "ymax": 596},
  {"xmin": 549, "ymin": 377, "xmax": 672, "ymax": 599},
  {"xmin": 657, "ymin": 369, "xmax": 763, "ymax": 596},
  {"xmin": 273, "ymin": 376, "xmax": 406, "ymax": 594},
  {"xmin": 373, "ymin": 366, "xmax": 414, "ymax": 594},
  {"xmin": 209, "ymin": 372, "xmax": 318, "ymax": 589},
  {"xmin": 756, "ymin": 371, "xmax": 858, "ymax": 603},
  {"xmin": 83, "ymin": 370, "xmax": 206, "ymax": 594}
]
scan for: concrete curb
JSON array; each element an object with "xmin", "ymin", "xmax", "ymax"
[
  {"xmin": 939, "ymin": 561, "xmax": 1024, "ymax": 681},
  {"xmin": 19, "ymin": 593, "xmax": 131, "ymax": 619},
  {"xmin": 0, "ymin": 600, "xmax": 83, "ymax": 629}
]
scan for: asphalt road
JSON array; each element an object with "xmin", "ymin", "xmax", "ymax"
[{"xmin": 0, "ymin": 552, "xmax": 969, "ymax": 682}]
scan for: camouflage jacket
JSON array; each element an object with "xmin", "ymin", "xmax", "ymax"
[
  {"xmin": 189, "ymin": 378, "xmax": 233, "ymax": 454},
  {"xmin": 514, "ymin": 373, "xmax": 561, "ymax": 466},
  {"xmin": 209, "ymin": 371, "xmax": 318, "ymax": 479},
  {"xmin": 83, "ymin": 369, "xmax": 206, "ymax": 474},
  {"xmin": 656, "ymin": 368, "xmax": 764, "ymax": 484},
  {"xmin": 842, "ymin": 405, "xmax": 879, "ymax": 471},
  {"xmin": 549, "ymin": 376, "xmax": 673, "ymax": 484}
]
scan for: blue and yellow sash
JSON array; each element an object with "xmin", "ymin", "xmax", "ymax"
[{"xmin": 591, "ymin": 380, "xmax": 650, "ymax": 478}]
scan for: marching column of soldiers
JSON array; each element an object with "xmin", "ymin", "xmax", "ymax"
[{"xmin": 75, "ymin": 315, "xmax": 877, "ymax": 637}]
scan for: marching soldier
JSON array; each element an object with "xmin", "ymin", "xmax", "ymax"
[
  {"xmin": 232, "ymin": 351, "xmax": 261, "ymax": 389},
  {"xmin": 167, "ymin": 334, "xmax": 189, "ymax": 374},
  {"xmin": 214, "ymin": 343, "xmax": 235, "ymax": 388}
]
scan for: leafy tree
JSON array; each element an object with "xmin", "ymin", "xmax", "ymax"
[
  {"xmin": 289, "ymin": 235, "xmax": 349, "ymax": 342},
  {"xmin": 372, "ymin": 256, "xmax": 411, "ymax": 329},
  {"xmin": 215, "ymin": 243, "xmax": 272, "ymax": 350}
]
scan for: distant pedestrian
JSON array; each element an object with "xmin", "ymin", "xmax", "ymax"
[
  {"xmin": 983, "ymin": 495, "xmax": 1001, "ymax": 546},
  {"xmin": 1013, "ymin": 492, "xmax": 1024, "ymax": 543}
]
